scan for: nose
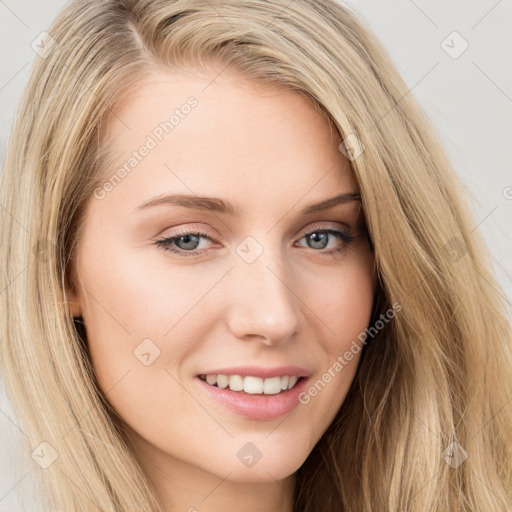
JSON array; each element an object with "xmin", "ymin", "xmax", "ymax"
[{"xmin": 225, "ymin": 245, "xmax": 304, "ymax": 346}]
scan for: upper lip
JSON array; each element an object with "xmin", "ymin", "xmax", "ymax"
[{"xmin": 197, "ymin": 365, "xmax": 311, "ymax": 379}]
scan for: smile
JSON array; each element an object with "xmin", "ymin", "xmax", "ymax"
[{"xmin": 198, "ymin": 374, "xmax": 302, "ymax": 395}]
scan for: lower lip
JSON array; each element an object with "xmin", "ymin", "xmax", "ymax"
[{"xmin": 195, "ymin": 376, "xmax": 310, "ymax": 421}]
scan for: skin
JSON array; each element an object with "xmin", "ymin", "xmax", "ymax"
[{"xmin": 68, "ymin": 65, "xmax": 375, "ymax": 512}]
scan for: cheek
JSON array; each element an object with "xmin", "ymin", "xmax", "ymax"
[
  {"xmin": 76, "ymin": 237, "xmax": 227, "ymax": 426},
  {"xmin": 309, "ymin": 247, "xmax": 375, "ymax": 345},
  {"xmin": 79, "ymin": 236, "xmax": 212, "ymax": 353},
  {"xmin": 298, "ymin": 250, "xmax": 374, "ymax": 418}
]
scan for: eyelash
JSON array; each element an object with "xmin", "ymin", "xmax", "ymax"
[{"xmin": 154, "ymin": 224, "xmax": 357, "ymax": 259}]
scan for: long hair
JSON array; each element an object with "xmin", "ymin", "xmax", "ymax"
[{"xmin": 1, "ymin": 1, "xmax": 511, "ymax": 510}]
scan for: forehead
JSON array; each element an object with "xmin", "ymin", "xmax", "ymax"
[{"xmin": 96, "ymin": 67, "xmax": 356, "ymax": 209}]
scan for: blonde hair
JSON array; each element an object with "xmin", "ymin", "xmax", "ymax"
[{"xmin": 1, "ymin": 0, "xmax": 511, "ymax": 510}]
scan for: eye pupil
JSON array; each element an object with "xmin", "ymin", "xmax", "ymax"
[
  {"xmin": 178, "ymin": 234, "xmax": 200, "ymax": 250},
  {"xmin": 308, "ymin": 232, "xmax": 328, "ymax": 249}
]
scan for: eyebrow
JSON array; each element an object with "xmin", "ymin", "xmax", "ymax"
[{"xmin": 132, "ymin": 191, "xmax": 361, "ymax": 216}]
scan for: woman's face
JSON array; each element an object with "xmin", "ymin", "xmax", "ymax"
[{"xmin": 68, "ymin": 67, "xmax": 375, "ymax": 500}]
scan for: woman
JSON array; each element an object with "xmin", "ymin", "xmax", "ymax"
[{"xmin": 1, "ymin": 0, "xmax": 511, "ymax": 511}]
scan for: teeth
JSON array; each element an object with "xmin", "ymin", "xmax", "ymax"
[
  {"xmin": 263, "ymin": 376, "xmax": 282, "ymax": 395},
  {"xmin": 216, "ymin": 374, "xmax": 229, "ymax": 388},
  {"xmin": 244, "ymin": 376, "xmax": 264, "ymax": 394},
  {"xmin": 229, "ymin": 375, "xmax": 244, "ymax": 391},
  {"xmin": 200, "ymin": 374, "xmax": 302, "ymax": 394}
]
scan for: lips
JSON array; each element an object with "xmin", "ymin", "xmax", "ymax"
[
  {"xmin": 195, "ymin": 373, "xmax": 311, "ymax": 420},
  {"xmin": 194, "ymin": 364, "xmax": 312, "ymax": 420}
]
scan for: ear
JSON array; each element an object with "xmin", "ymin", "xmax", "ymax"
[
  {"xmin": 68, "ymin": 298, "xmax": 82, "ymax": 318},
  {"xmin": 66, "ymin": 255, "xmax": 83, "ymax": 318}
]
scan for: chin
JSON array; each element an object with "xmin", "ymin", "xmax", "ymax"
[{"xmin": 211, "ymin": 450, "xmax": 307, "ymax": 483}]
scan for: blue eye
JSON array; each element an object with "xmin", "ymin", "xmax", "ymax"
[
  {"xmin": 155, "ymin": 225, "xmax": 357, "ymax": 258},
  {"xmin": 155, "ymin": 228, "xmax": 213, "ymax": 256},
  {"xmin": 299, "ymin": 227, "xmax": 356, "ymax": 253}
]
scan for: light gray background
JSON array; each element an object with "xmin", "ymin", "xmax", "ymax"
[{"xmin": 1, "ymin": 0, "xmax": 511, "ymax": 510}]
